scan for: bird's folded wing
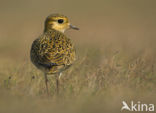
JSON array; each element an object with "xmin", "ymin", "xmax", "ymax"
[
  {"xmin": 38, "ymin": 38, "xmax": 66, "ymax": 65},
  {"xmin": 42, "ymin": 52, "xmax": 65, "ymax": 65}
]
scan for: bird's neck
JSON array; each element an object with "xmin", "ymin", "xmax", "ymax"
[
  {"xmin": 44, "ymin": 28, "xmax": 66, "ymax": 35},
  {"xmin": 44, "ymin": 28, "xmax": 65, "ymax": 33},
  {"xmin": 44, "ymin": 27, "xmax": 51, "ymax": 32}
]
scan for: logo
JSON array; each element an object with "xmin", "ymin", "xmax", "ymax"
[{"xmin": 121, "ymin": 101, "xmax": 154, "ymax": 112}]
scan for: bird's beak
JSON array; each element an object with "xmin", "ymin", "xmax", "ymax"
[{"xmin": 70, "ymin": 24, "xmax": 79, "ymax": 30}]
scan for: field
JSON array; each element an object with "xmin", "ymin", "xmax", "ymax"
[{"xmin": 0, "ymin": 0, "xmax": 156, "ymax": 113}]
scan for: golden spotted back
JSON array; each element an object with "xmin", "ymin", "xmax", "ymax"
[{"xmin": 30, "ymin": 29, "xmax": 76, "ymax": 74}]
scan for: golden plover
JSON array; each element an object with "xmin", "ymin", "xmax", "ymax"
[{"xmin": 30, "ymin": 14, "xmax": 79, "ymax": 94}]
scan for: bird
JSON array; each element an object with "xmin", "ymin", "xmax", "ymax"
[{"xmin": 30, "ymin": 14, "xmax": 79, "ymax": 95}]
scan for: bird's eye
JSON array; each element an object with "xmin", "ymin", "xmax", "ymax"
[{"xmin": 58, "ymin": 19, "xmax": 64, "ymax": 24}]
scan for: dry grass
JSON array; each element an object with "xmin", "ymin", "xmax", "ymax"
[{"xmin": 0, "ymin": 0, "xmax": 156, "ymax": 113}]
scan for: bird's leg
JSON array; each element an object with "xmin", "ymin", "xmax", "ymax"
[
  {"xmin": 56, "ymin": 73, "xmax": 61, "ymax": 95},
  {"xmin": 56, "ymin": 74, "xmax": 59, "ymax": 95},
  {"xmin": 44, "ymin": 73, "xmax": 49, "ymax": 95}
]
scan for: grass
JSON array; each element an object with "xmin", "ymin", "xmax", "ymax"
[{"xmin": 0, "ymin": 44, "xmax": 156, "ymax": 113}]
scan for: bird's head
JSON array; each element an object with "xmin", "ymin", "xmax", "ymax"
[{"xmin": 44, "ymin": 14, "xmax": 79, "ymax": 33}]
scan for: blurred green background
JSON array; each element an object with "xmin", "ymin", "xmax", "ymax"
[{"xmin": 0, "ymin": 0, "xmax": 156, "ymax": 113}]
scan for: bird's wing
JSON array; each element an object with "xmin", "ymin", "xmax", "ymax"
[{"xmin": 35, "ymin": 31, "xmax": 74, "ymax": 66}]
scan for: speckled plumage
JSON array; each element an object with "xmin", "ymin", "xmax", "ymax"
[{"xmin": 30, "ymin": 29, "xmax": 76, "ymax": 74}]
